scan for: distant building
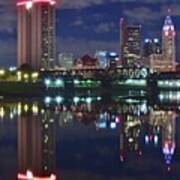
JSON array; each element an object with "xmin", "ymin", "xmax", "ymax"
[
  {"xmin": 95, "ymin": 51, "xmax": 109, "ymax": 69},
  {"xmin": 143, "ymin": 38, "xmax": 162, "ymax": 57},
  {"xmin": 74, "ymin": 55, "xmax": 97, "ymax": 68},
  {"xmin": 108, "ymin": 52, "xmax": 119, "ymax": 68},
  {"xmin": 58, "ymin": 53, "xmax": 74, "ymax": 69},
  {"xmin": 95, "ymin": 51, "xmax": 119, "ymax": 69},
  {"xmin": 17, "ymin": 0, "xmax": 56, "ymax": 70},
  {"xmin": 120, "ymin": 18, "xmax": 141, "ymax": 67},
  {"xmin": 144, "ymin": 13, "xmax": 176, "ymax": 73},
  {"xmin": 143, "ymin": 38, "xmax": 162, "ymax": 68}
]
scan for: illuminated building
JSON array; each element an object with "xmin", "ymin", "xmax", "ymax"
[
  {"xmin": 148, "ymin": 12, "xmax": 176, "ymax": 72},
  {"xmin": 95, "ymin": 51, "xmax": 109, "ymax": 69},
  {"xmin": 18, "ymin": 110, "xmax": 56, "ymax": 179},
  {"xmin": 143, "ymin": 38, "xmax": 162, "ymax": 69},
  {"xmin": 120, "ymin": 18, "xmax": 126, "ymax": 66},
  {"xmin": 95, "ymin": 51, "xmax": 119, "ymax": 69},
  {"xmin": 162, "ymin": 13, "xmax": 176, "ymax": 71},
  {"xmin": 58, "ymin": 53, "xmax": 74, "ymax": 70},
  {"xmin": 143, "ymin": 38, "xmax": 161, "ymax": 57},
  {"xmin": 17, "ymin": 0, "xmax": 56, "ymax": 70},
  {"xmin": 108, "ymin": 52, "xmax": 119, "ymax": 68},
  {"xmin": 120, "ymin": 18, "xmax": 141, "ymax": 67},
  {"xmin": 119, "ymin": 115, "xmax": 142, "ymax": 161},
  {"xmin": 74, "ymin": 55, "xmax": 97, "ymax": 68},
  {"xmin": 81, "ymin": 55, "xmax": 97, "ymax": 67}
]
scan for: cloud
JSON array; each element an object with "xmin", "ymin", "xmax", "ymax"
[
  {"xmin": 124, "ymin": 7, "xmax": 159, "ymax": 25},
  {"xmin": 59, "ymin": 0, "xmax": 178, "ymax": 9},
  {"xmin": 0, "ymin": 38, "xmax": 16, "ymax": 66},
  {"xmin": 0, "ymin": 1, "xmax": 16, "ymax": 34},
  {"xmin": 57, "ymin": 37, "xmax": 118, "ymax": 58},
  {"xmin": 95, "ymin": 22, "xmax": 116, "ymax": 33},
  {"xmin": 59, "ymin": 0, "xmax": 105, "ymax": 9},
  {"xmin": 72, "ymin": 18, "xmax": 84, "ymax": 27},
  {"xmin": 123, "ymin": 4, "xmax": 180, "ymax": 26}
]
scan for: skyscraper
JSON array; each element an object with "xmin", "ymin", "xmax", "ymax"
[
  {"xmin": 144, "ymin": 12, "xmax": 176, "ymax": 73},
  {"xmin": 17, "ymin": 0, "xmax": 56, "ymax": 70},
  {"xmin": 162, "ymin": 14, "xmax": 176, "ymax": 68},
  {"xmin": 120, "ymin": 19, "xmax": 141, "ymax": 67},
  {"xmin": 120, "ymin": 18, "xmax": 126, "ymax": 65}
]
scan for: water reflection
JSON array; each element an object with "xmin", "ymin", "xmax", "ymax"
[
  {"xmin": 0, "ymin": 99, "xmax": 179, "ymax": 179},
  {"xmin": 17, "ymin": 108, "xmax": 56, "ymax": 179}
]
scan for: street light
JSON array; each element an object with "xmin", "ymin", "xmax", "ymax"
[
  {"xmin": 86, "ymin": 97, "xmax": 92, "ymax": 104},
  {"xmin": 55, "ymin": 79, "xmax": 64, "ymax": 87},
  {"xmin": 73, "ymin": 96, "xmax": 80, "ymax": 104},
  {"xmin": 45, "ymin": 96, "xmax": 51, "ymax": 104},
  {"xmin": 0, "ymin": 69, "xmax": 5, "ymax": 76},
  {"xmin": 56, "ymin": 96, "xmax": 63, "ymax": 104},
  {"xmin": 45, "ymin": 79, "xmax": 51, "ymax": 87}
]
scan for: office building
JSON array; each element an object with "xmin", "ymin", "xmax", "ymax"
[
  {"xmin": 17, "ymin": 0, "xmax": 56, "ymax": 70},
  {"xmin": 58, "ymin": 53, "xmax": 74, "ymax": 69},
  {"xmin": 145, "ymin": 13, "xmax": 176, "ymax": 72},
  {"xmin": 120, "ymin": 18, "xmax": 141, "ymax": 67},
  {"xmin": 162, "ymin": 14, "xmax": 176, "ymax": 70},
  {"xmin": 143, "ymin": 38, "xmax": 162, "ymax": 57}
]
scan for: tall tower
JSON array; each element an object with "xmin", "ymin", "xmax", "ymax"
[
  {"xmin": 162, "ymin": 12, "xmax": 176, "ymax": 69},
  {"xmin": 120, "ymin": 18, "xmax": 126, "ymax": 65},
  {"xmin": 120, "ymin": 18, "xmax": 141, "ymax": 67},
  {"xmin": 17, "ymin": 0, "xmax": 56, "ymax": 70}
]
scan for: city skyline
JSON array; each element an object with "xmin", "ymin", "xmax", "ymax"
[{"xmin": 0, "ymin": 0, "xmax": 180, "ymax": 66}]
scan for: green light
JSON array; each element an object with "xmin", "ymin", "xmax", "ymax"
[
  {"xmin": 123, "ymin": 79, "xmax": 147, "ymax": 86},
  {"xmin": 74, "ymin": 79, "xmax": 80, "ymax": 84},
  {"xmin": 55, "ymin": 79, "xmax": 64, "ymax": 87},
  {"xmin": 87, "ymin": 79, "xmax": 92, "ymax": 84}
]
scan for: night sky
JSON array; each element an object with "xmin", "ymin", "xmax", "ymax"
[{"xmin": 0, "ymin": 0, "xmax": 180, "ymax": 66}]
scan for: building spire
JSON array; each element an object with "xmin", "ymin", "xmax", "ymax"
[{"xmin": 163, "ymin": 9, "xmax": 175, "ymax": 33}]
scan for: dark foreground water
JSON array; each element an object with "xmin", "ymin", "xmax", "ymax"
[{"xmin": 0, "ymin": 97, "xmax": 180, "ymax": 180}]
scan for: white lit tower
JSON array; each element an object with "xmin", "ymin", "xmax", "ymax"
[
  {"xmin": 162, "ymin": 11, "xmax": 176, "ymax": 70},
  {"xmin": 17, "ymin": 0, "xmax": 56, "ymax": 70}
]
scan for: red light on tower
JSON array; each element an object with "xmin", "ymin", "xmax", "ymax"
[
  {"xmin": 17, "ymin": 0, "xmax": 56, "ymax": 6},
  {"xmin": 33, "ymin": 0, "xmax": 56, "ymax": 5},
  {"xmin": 17, "ymin": 170, "xmax": 57, "ymax": 180},
  {"xmin": 17, "ymin": 0, "xmax": 27, "ymax": 6}
]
